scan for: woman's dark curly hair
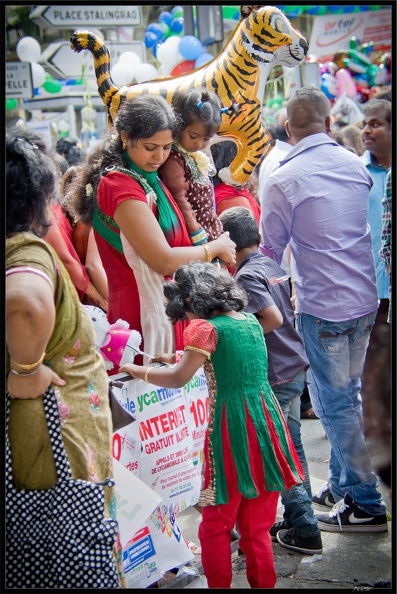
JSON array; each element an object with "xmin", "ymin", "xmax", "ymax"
[
  {"xmin": 6, "ymin": 127, "xmax": 59, "ymax": 237},
  {"xmin": 68, "ymin": 95, "xmax": 180, "ymax": 225},
  {"xmin": 164, "ymin": 261, "xmax": 247, "ymax": 323}
]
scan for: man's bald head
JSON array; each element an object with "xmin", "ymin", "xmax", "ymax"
[{"xmin": 286, "ymin": 86, "xmax": 331, "ymax": 143}]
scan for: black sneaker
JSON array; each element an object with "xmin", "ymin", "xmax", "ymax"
[
  {"xmin": 312, "ymin": 482, "xmax": 337, "ymax": 510},
  {"xmin": 316, "ymin": 495, "xmax": 388, "ymax": 533},
  {"xmin": 269, "ymin": 520, "xmax": 290, "ymax": 542},
  {"xmin": 276, "ymin": 527, "xmax": 323, "ymax": 555}
]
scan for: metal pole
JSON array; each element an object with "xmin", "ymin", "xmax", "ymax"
[{"xmin": 183, "ymin": 6, "xmax": 195, "ymax": 36}]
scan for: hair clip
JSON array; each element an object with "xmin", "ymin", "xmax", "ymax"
[
  {"xmin": 220, "ymin": 107, "xmax": 229, "ymax": 114},
  {"xmin": 197, "ymin": 101, "xmax": 204, "ymax": 109},
  {"xmin": 16, "ymin": 137, "xmax": 39, "ymax": 149}
]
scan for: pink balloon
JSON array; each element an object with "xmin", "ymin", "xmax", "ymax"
[{"xmin": 335, "ymin": 68, "xmax": 357, "ymax": 99}]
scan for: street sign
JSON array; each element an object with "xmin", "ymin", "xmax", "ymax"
[
  {"xmin": 39, "ymin": 40, "xmax": 146, "ymax": 79},
  {"xmin": 30, "ymin": 5, "xmax": 142, "ymax": 29},
  {"xmin": 6, "ymin": 62, "xmax": 33, "ymax": 99}
]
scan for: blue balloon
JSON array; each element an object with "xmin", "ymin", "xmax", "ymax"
[
  {"xmin": 146, "ymin": 23, "xmax": 164, "ymax": 40},
  {"xmin": 145, "ymin": 31, "xmax": 158, "ymax": 48},
  {"xmin": 159, "ymin": 11, "xmax": 173, "ymax": 26},
  {"xmin": 321, "ymin": 73, "xmax": 337, "ymax": 99},
  {"xmin": 171, "ymin": 5, "xmax": 183, "ymax": 16},
  {"xmin": 195, "ymin": 53, "xmax": 213, "ymax": 69},
  {"xmin": 170, "ymin": 17, "xmax": 184, "ymax": 34},
  {"xmin": 152, "ymin": 41, "xmax": 163, "ymax": 59},
  {"xmin": 179, "ymin": 35, "xmax": 203, "ymax": 61}
]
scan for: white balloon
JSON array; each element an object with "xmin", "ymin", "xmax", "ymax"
[
  {"xmin": 110, "ymin": 61, "xmax": 135, "ymax": 86},
  {"xmin": 159, "ymin": 62, "xmax": 173, "ymax": 77},
  {"xmin": 16, "ymin": 36, "xmax": 41, "ymax": 63},
  {"xmin": 156, "ymin": 36, "xmax": 182, "ymax": 68},
  {"xmin": 31, "ymin": 62, "xmax": 46, "ymax": 88},
  {"xmin": 118, "ymin": 51, "xmax": 141, "ymax": 66},
  {"xmin": 133, "ymin": 63, "xmax": 159, "ymax": 83}
]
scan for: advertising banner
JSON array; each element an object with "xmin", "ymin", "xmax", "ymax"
[
  {"xmin": 111, "ymin": 369, "xmax": 209, "ymax": 587},
  {"xmin": 309, "ymin": 8, "xmax": 391, "ymax": 62}
]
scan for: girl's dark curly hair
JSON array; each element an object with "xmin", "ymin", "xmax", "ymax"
[
  {"xmin": 68, "ymin": 95, "xmax": 180, "ymax": 225},
  {"xmin": 172, "ymin": 87, "xmax": 223, "ymax": 138},
  {"xmin": 164, "ymin": 261, "xmax": 247, "ymax": 323},
  {"xmin": 6, "ymin": 127, "xmax": 59, "ymax": 237}
]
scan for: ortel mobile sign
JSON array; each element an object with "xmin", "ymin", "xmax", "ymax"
[
  {"xmin": 30, "ymin": 5, "xmax": 142, "ymax": 28},
  {"xmin": 309, "ymin": 8, "xmax": 391, "ymax": 61}
]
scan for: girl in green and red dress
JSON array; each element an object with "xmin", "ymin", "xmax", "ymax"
[{"xmin": 119, "ymin": 261, "xmax": 304, "ymax": 589}]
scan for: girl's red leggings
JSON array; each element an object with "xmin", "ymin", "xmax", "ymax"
[{"xmin": 198, "ymin": 488, "xmax": 279, "ymax": 588}]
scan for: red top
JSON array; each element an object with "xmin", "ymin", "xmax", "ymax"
[
  {"xmin": 215, "ymin": 181, "xmax": 261, "ymax": 224},
  {"xmin": 45, "ymin": 203, "xmax": 89, "ymax": 299},
  {"xmin": 96, "ymin": 170, "xmax": 191, "ymax": 350}
]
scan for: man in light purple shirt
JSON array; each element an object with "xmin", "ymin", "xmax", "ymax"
[{"xmin": 259, "ymin": 86, "xmax": 387, "ymax": 534}]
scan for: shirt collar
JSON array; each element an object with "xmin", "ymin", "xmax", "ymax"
[
  {"xmin": 236, "ymin": 251, "xmax": 260, "ymax": 274},
  {"xmin": 361, "ymin": 150, "xmax": 388, "ymax": 170},
  {"xmin": 279, "ymin": 133, "xmax": 339, "ymax": 166}
]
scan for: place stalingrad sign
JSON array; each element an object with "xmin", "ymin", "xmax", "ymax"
[
  {"xmin": 30, "ymin": 5, "xmax": 142, "ymax": 29},
  {"xmin": 6, "ymin": 62, "xmax": 33, "ymax": 99}
]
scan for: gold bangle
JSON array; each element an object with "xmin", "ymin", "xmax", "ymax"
[
  {"xmin": 203, "ymin": 244, "xmax": 212, "ymax": 263},
  {"xmin": 10, "ymin": 352, "xmax": 46, "ymax": 370},
  {"xmin": 189, "ymin": 228, "xmax": 208, "ymax": 245},
  {"xmin": 144, "ymin": 367, "xmax": 151, "ymax": 383}
]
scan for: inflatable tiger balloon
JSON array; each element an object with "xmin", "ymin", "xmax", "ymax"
[{"xmin": 70, "ymin": 5, "xmax": 308, "ymax": 186}]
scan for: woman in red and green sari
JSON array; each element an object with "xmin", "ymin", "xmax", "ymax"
[{"xmin": 69, "ymin": 95, "xmax": 236, "ymax": 361}]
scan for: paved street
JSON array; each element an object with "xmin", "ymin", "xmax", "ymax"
[{"xmin": 171, "ymin": 417, "xmax": 392, "ymax": 590}]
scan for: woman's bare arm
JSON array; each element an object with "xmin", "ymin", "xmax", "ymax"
[
  {"xmin": 119, "ymin": 349, "xmax": 207, "ymax": 389},
  {"xmin": 114, "ymin": 199, "xmax": 236, "ymax": 276}
]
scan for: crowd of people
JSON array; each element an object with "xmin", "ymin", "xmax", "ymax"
[{"xmin": 6, "ymin": 81, "xmax": 391, "ymax": 588}]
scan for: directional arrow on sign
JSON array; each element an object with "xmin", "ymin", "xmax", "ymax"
[
  {"xmin": 30, "ymin": 5, "xmax": 142, "ymax": 29},
  {"xmin": 39, "ymin": 41, "xmax": 145, "ymax": 80}
]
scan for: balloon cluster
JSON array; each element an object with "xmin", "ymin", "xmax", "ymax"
[
  {"xmin": 318, "ymin": 36, "xmax": 391, "ymax": 104},
  {"xmin": 15, "ymin": 36, "xmax": 62, "ymax": 96},
  {"xmin": 143, "ymin": 6, "xmax": 214, "ymax": 77},
  {"xmin": 110, "ymin": 50, "xmax": 159, "ymax": 86}
]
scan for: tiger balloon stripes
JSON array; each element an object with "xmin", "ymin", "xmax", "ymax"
[{"xmin": 70, "ymin": 5, "xmax": 308, "ymax": 186}]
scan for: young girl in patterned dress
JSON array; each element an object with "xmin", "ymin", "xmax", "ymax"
[
  {"xmin": 159, "ymin": 88, "xmax": 224, "ymax": 247},
  {"xmin": 119, "ymin": 261, "xmax": 304, "ymax": 589}
]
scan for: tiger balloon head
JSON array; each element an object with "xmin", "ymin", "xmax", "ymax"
[
  {"xmin": 71, "ymin": 5, "xmax": 308, "ymax": 186},
  {"xmin": 239, "ymin": 5, "xmax": 309, "ymax": 68}
]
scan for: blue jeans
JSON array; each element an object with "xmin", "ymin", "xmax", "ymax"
[
  {"xmin": 296, "ymin": 312, "xmax": 386, "ymax": 516},
  {"xmin": 272, "ymin": 369, "xmax": 320, "ymax": 536}
]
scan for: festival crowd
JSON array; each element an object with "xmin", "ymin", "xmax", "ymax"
[{"xmin": 6, "ymin": 67, "xmax": 391, "ymax": 588}]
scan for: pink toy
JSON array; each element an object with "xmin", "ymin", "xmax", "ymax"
[{"xmin": 84, "ymin": 305, "xmax": 144, "ymax": 376}]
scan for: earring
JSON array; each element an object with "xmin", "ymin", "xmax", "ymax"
[{"xmin": 122, "ymin": 141, "xmax": 127, "ymax": 150}]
